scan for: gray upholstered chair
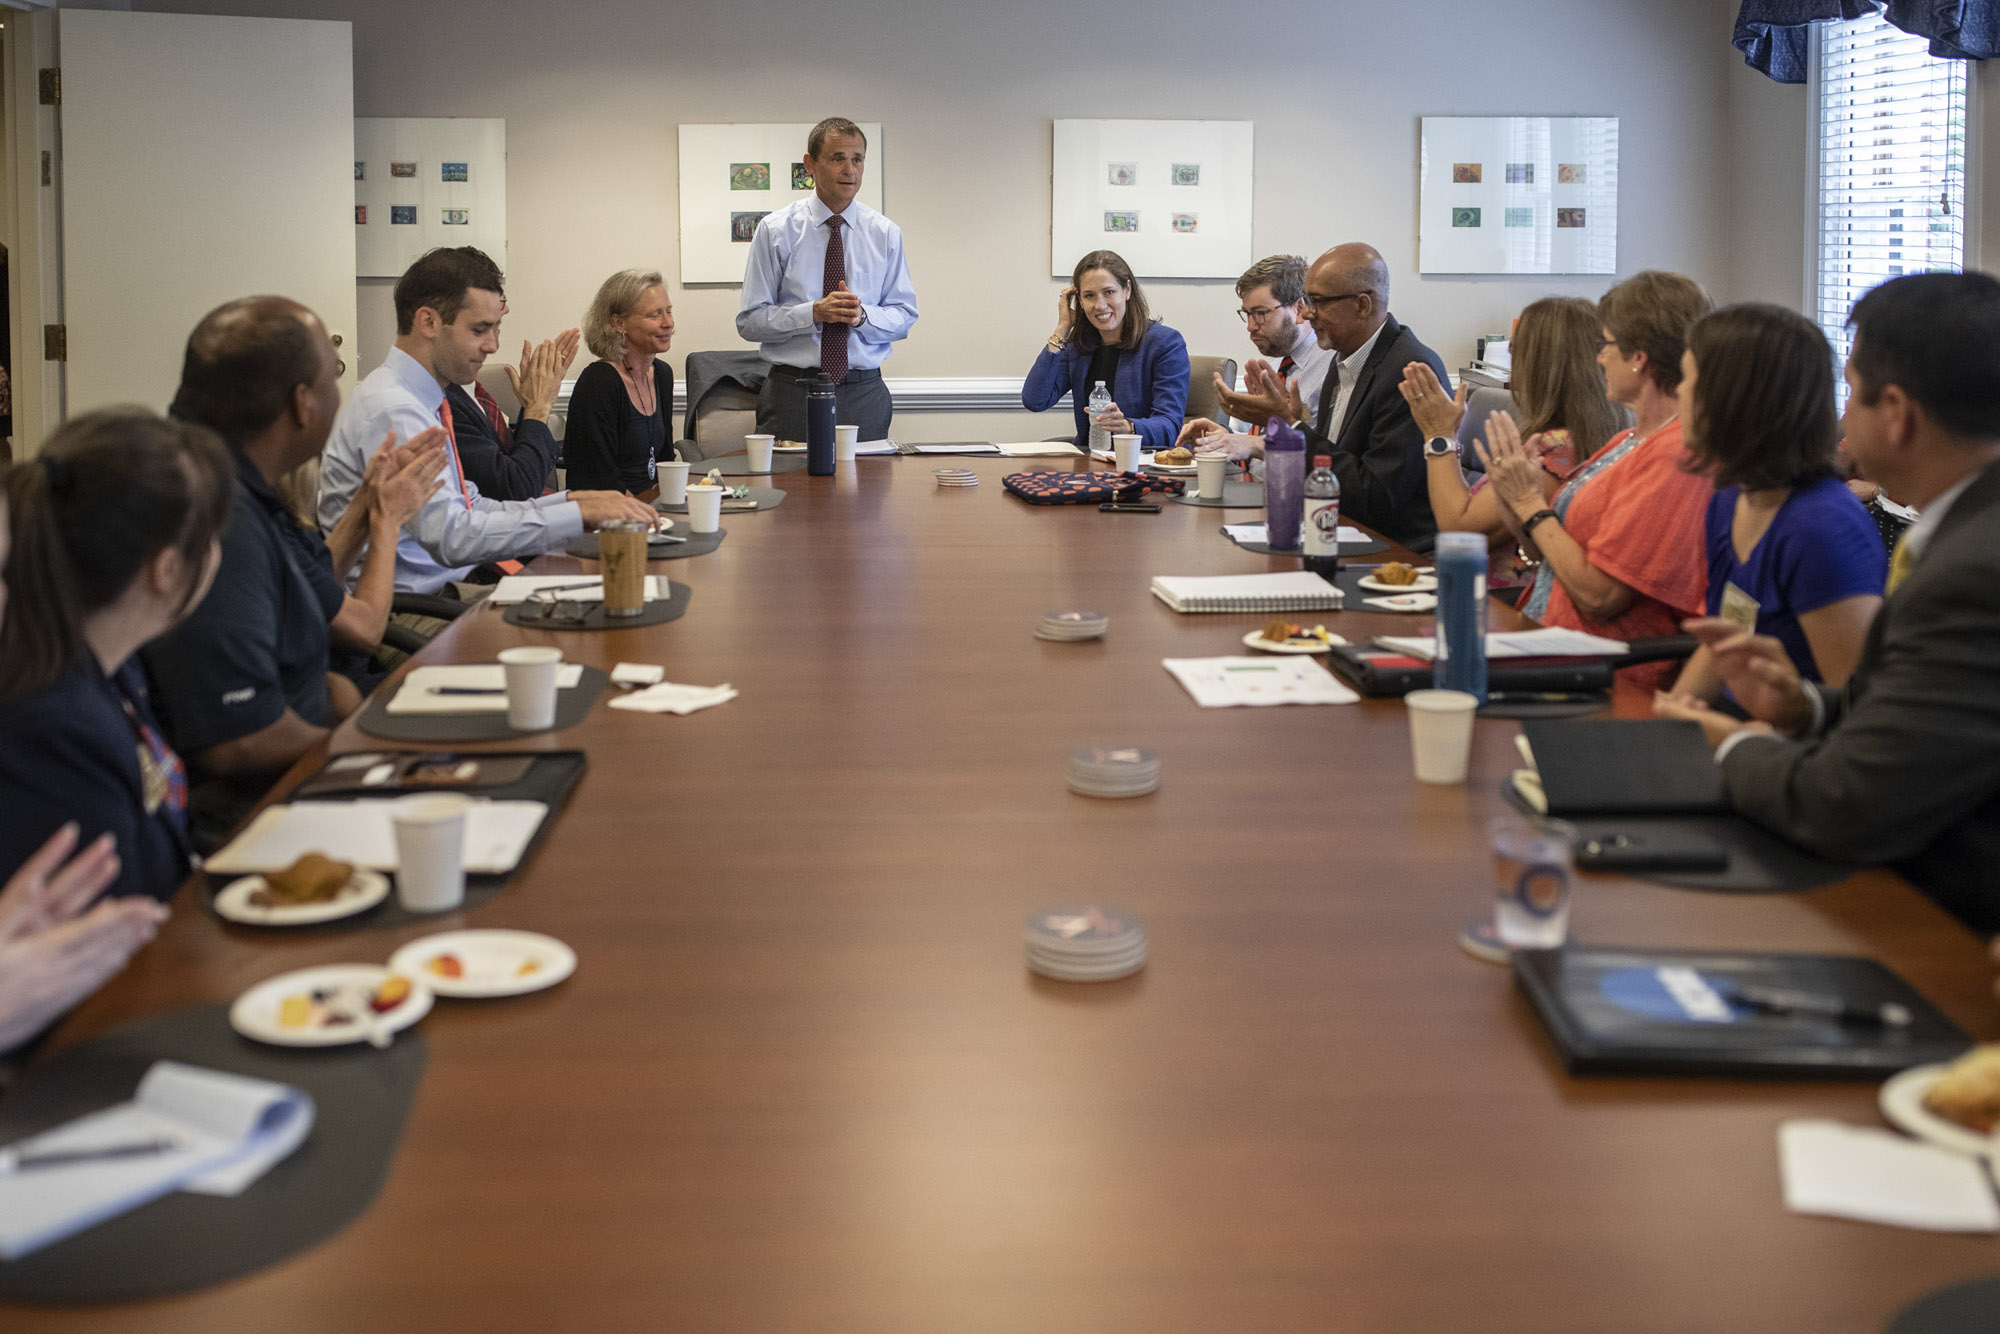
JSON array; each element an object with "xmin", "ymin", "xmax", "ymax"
[
  {"xmin": 1184, "ymin": 355, "xmax": 1238, "ymax": 428},
  {"xmin": 1455, "ymin": 384, "xmax": 1517, "ymax": 473}
]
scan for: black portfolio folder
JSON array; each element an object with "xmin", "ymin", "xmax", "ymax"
[
  {"xmin": 1522, "ymin": 718, "xmax": 1726, "ymax": 815},
  {"xmin": 1513, "ymin": 946, "xmax": 1970, "ymax": 1077},
  {"xmin": 1326, "ymin": 643, "xmax": 1614, "ymax": 697}
]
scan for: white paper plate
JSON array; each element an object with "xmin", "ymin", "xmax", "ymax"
[
  {"xmin": 1363, "ymin": 593, "xmax": 1438, "ymax": 613},
  {"xmin": 1879, "ymin": 1064, "xmax": 2000, "ymax": 1159},
  {"xmin": 230, "ymin": 964, "xmax": 432, "ymax": 1048},
  {"xmin": 1145, "ymin": 462, "xmax": 1199, "ymax": 476},
  {"xmin": 213, "ymin": 868, "xmax": 390, "ymax": 927},
  {"xmin": 1357, "ymin": 574, "xmax": 1439, "ymax": 594},
  {"xmin": 388, "ymin": 929, "xmax": 578, "ymax": 999},
  {"xmin": 1242, "ymin": 630, "xmax": 1344, "ymax": 655}
]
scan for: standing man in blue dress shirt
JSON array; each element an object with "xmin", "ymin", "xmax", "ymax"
[
  {"xmin": 737, "ymin": 118, "xmax": 919, "ymax": 441},
  {"xmin": 318, "ymin": 247, "xmax": 656, "ymax": 594}
]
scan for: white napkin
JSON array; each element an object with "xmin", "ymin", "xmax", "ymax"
[
  {"xmin": 1778, "ymin": 1119, "xmax": 2000, "ymax": 1232},
  {"xmin": 611, "ymin": 662, "xmax": 666, "ymax": 687},
  {"xmin": 607, "ymin": 681, "xmax": 739, "ymax": 716}
]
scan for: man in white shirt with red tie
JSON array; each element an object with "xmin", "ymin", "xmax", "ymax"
[
  {"xmin": 317, "ymin": 246, "xmax": 655, "ymax": 594},
  {"xmin": 1172, "ymin": 254, "xmax": 1332, "ymax": 457},
  {"xmin": 737, "ymin": 118, "xmax": 919, "ymax": 441}
]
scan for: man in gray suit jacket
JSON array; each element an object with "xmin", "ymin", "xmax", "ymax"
[
  {"xmin": 1659, "ymin": 272, "xmax": 2000, "ymax": 932},
  {"xmin": 1213, "ymin": 243, "xmax": 1449, "ymax": 551}
]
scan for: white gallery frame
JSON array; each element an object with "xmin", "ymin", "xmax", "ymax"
[
  {"xmin": 1050, "ymin": 119, "xmax": 1254, "ymax": 279},
  {"xmin": 354, "ymin": 118, "xmax": 507, "ymax": 279},
  {"xmin": 1417, "ymin": 116, "xmax": 1618, "ymax": 275},
  {"xmin": 677, "ymin": 122, "xmax": 884, "ymax": 285}
]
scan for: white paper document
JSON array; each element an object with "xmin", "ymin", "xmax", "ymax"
[
  {"xmin": 487, "ymin": 575, "xmax": 670, "ymax": 605},
  {"xmin": 992, "ymin": 442, "xmax": 1084, "ymax": 457},
  {"xmin": 1162, "ymin": 657, "xmax": 1359, "ymax": 707},
  {"xmin": 607, "ymin": 681, "xmax": 739, "ymax": 715},
  {"xmin": 0, "ymin": 1062, "xmax": 313, "ymax": 1259},
  {"xmin": 775, "ymin": 439, "xmax": 898, "ymax": 454},
  {"xmin": 1778, "ymin": 1119, "xmax": 2000, "ymax": 1232},
  {"xmin": 912, "ymin": 443, "xmax": 1000, "ymax": 455},
  {"xmin": 386, "ymin": 663, "xmax": 587, "ymax": 714},
  {"xmin": 206, "ymin": 799, "xmax": 548, "ymax": 876},
  {"xmin": 1151, "ymin": 572, "xmax": 1344, "ymax": 614},
  {"xmin": 1090, "ymin": 448, "xmax": 1156, "ymax": 468},
  {"xmin": 1374, "ymin": 627, "xmax": 1630, "ymax": 660},
  {"xmin": 1221, "ymin": 522, "xmax": 1369, "ymax": 545}
]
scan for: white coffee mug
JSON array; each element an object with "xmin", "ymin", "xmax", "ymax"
[
  {"xmin": 498, "ymin": 645, "xmax": 563, "ymax": 731},
  {"xmin": 391, "ymin": 792, "xmax": 474, "ymax": 913},
  {"xmin": 657, "ymin": 459, "xmax": 690, "ymax": 507},
  {"xmin": 743, "ymin": 433, "xmax": 775, "ymax": 472},
  {"xmin": 1195, "ymin": 450, "xmax": 1229, "ymax": 499},
  {"xmin": 685, "ymin": 483, "xmax": 724, "ymax": 534}
]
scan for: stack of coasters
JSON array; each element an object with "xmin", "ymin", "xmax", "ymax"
[
  {"xmin": 1067, "ymin": 746, "xmax": 1159, "ymax": 798},
  {"xmin": 1035, "ymin": 609, "xmax": 1108, "ymax": 642},
  {"xmin": 1024, "ymin": 907, "xmax": 1147, "ymax": 982},
  {"xmin": 933, "ymin": 468, "xmax": 979, "ymax": 488}
]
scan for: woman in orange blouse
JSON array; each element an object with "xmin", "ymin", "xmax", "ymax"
[{"xmin": 1480, "ymin": 271, "xmax": 1717, "ymax": 706}]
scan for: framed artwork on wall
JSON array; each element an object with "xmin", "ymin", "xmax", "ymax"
[
  {"xmin": 354, "ymin": 118, "xmax": 506, "ymax": 278},
  {"xmin": 1050, "ymin": 120, "xmax": 1253, "ymax": 279},
  {"xmin": 1418, "ymin": 117, "xmax": 1618, "ymax": 275},
  {"xmin": 677, "ymin": 122, "xmax": 885, "ymax": 285}
]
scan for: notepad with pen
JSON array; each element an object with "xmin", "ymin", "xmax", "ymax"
[{"xmin": 1512, "ymin": 946, "xmax": 1970, "ymax": 1078}]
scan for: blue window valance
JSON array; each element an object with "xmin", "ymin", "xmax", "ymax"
[{"xmin": 1735, "ymin": 0, "xmax": 2000, "ymax": 81}]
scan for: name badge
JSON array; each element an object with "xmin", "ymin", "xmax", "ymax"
[{"xmin": 1720, "ymin": 581, "xmax": 1760, "ymax": 634}]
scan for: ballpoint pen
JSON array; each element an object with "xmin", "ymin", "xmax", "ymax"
[
  {"xmin": 0, "ymin": 1137, "xmax": 185, "ymax": 1174},
  {"xmin": 1714, "ymin": 981, "xmax": 1913, "ymax": 1028}
]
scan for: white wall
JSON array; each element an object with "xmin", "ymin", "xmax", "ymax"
[{"xmin": 130, "ymin": 0, "xmax": 1756, "ymax": 424}]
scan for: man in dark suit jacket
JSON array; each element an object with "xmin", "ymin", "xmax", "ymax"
[
  {"xmin": 1214, "ymin": 243, "xmax": 1449, "ymax": 550},
  {"xmin": 1659, "ymin": 272, "xmax": 2000, "ymax": 932},
  {"xmin": 445, "ymin": 331, "xmax": 575, "ymax": 502}
]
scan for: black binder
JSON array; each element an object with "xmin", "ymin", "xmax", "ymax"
[
  {"xmin": 1513, "ymin": 946, "xmax": 1970, "ymax": 1077},
  {"xmin": 1326, "ymin": 643, "xmax": 1614, "ymax": 697},
  {"xmin": 1522, "ymin": 718, "xmax": 1727, "ymax": 815}
]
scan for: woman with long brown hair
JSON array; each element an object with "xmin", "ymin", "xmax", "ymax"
[
  {"xmin": 1023, "ymin": 249, "xmax": 1190, "ymax": 454},
  {"xmin": 1400, "ymin": 296, "xmax": 1623, "ymax": 588},
  {"xmin": 0, "ymin": 409, "xmax": 234, "ymax": 904}
]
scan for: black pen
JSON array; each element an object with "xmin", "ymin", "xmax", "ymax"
[
  {"xmin": 427, "ymin": 686, "xmax": 505, "ymax": 695},
  {"xmin": 0, "ymin": 1137, "xmax": 185, "ymax": 1174},
  {"xmin": 1485, "ymin": 691, "xmax": 1606, "ymax": 705},
  {"xmin": 1718, "ymin": 982, "xmax": 1913, "ymax": 1027}
]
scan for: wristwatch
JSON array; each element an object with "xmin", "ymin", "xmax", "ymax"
[{"xmin": 1423, "ymin": 435, "xmax": 1460, "ymax": 458}]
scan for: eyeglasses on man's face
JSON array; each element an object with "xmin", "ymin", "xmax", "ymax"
[
  {"xmin": 1301, "ymin": 291, "xmax": 1367, "ymax": 316},
  {"xmin": 1236, "ymin": 304, "xmax": 1286, "ymax": 326}
]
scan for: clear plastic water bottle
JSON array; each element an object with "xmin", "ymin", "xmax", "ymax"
[
  {"xmin": 1302, "ymin": 454, "xmax": 1341, "ymax": 581},
  {"xmin": 1433, "ymin": 531, "xmax": 1489, "ymax": 704},
  {"xmin": 1087, "ymin": 380, "xmax": 1112, "ymax": 457}
]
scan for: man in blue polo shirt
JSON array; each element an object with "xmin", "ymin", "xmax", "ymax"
[{"xmin": 142, "ymin": 296, "xmax": 446, "ymax": 846}]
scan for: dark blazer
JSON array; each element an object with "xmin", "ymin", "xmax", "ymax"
[
  {"xmin": 0, "ymin": 658, "xmax": 190, "ymax": 903},
  {"xmin": 1022, "ymin": 321, "xmax": 1190, "ymax": 454},
  {"xmin": 562, "ymin": 359, "xmax": 675, "ymax": 494},
  {"xmin": 1722, "ymin": 456, "xmax": 2000, "ymax": 932},
  {"xmin": 1302, "ymin": 314, "xmax": 1448, "ymax": 552},
  {"xmin": 445, "ymin": 383, "xmax": 560, "ymax": 502}
]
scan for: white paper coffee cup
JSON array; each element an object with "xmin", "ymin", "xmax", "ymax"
[
  {"xmin": 391, "ymin": 792, "xmax": 474, "ymax": 913},
  {"xmin": 1405, "ymin": 689, "xmax": 1480, "ymax": 784},
  {"xmin": 685, "ymin": 483, "xmax": 724, "ymax": 534},
  {"xmin": 1113, "ymin": 433, "xmax": 1141, "ymax": 472},
  {"xmin": 835, "ymin": 424, "xmax": 859, "ymax": 461},
  {"xmin": 1196, "ymin": 450, "xmax": 1228, "ymax": 498},
  {"xmin": 499, "ymin": 645, "xmax": 563, "ymax": 731},
  {"xmin": 657, "ymin": 459, "xmax": 690, "ymax": 507},
  {"xmin": 743, "ymin": 434, "xmax": 774, "ymax": 471}
]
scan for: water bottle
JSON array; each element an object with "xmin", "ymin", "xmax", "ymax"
[
  {"xmin": 1302, "ymin": 454, "xmax": 1341, "ymax": 581},
  {"xmin": 1433, "ymin": 531, "xmax": 1489, "ymax": 704},
  {"xmin": 806, "ymin": 373, "xmax": 836, "ymax": 476},
  {"xmin": 1263, "ymin": 419, "xmax": 1306, "ymax": 551},
  {"xmin": 1086, "ymin": 380, "xmax": 1112, "ymax": 457}
]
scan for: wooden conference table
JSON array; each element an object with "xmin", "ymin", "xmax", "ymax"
[{"xmin": 18, "ymin": 455, "xmax": 2000, "ymax": 1333}]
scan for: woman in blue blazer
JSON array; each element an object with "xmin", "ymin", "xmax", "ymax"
[{"xmin": 1023, "ymin": 250, "xmax": 1189, "ymax": 454}]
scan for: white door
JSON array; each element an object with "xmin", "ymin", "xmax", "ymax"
[{"xmin": 55, "ymin": 9, "xmax": 356, "ymax": 418}]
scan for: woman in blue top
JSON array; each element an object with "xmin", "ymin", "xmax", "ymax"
[
  {"xmin": 1023, "ymin": 250, "xmax": 1189, "ymax": 454},
  {"xmin": 1659, "ymin": 304, "xmax": 1884, "ymax": 708},
  {"xmin": 0, "ymin": 409, "xmax": 235, "ymax": 907}
]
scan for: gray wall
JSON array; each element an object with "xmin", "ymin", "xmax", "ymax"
[{"xmin": 134, "ymin": 0, "xmax": 1778, "ymax": 397}]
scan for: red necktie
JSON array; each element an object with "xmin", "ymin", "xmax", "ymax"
[
  {"xmin": 473, "ymin": 383, "xmax": 513, "ymax": 445},
  {"xmin": 1251, "ymin": 357, "xmax": 1298, "ymax": 438},
  {"xmin": 821, "ymin": 214, "xmax": 849, "ymax": 384},
  {"xmin": 435, "ymin": 397, "xmax": 473, "ymax": 512}
]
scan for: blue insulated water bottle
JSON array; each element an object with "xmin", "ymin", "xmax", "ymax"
[
  {"xmin": 1433, "ymin": 531, "xmax": 1488, "ymax": 704},
  {"xmin": 806, "ymin": 374, "xmax": 837, "ymax": 476}
]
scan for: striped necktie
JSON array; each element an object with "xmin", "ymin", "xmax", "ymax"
[
  {"xmin": 472, "ymin": 383, "xmax": 512, "ymax": 444},
  {"xmin": 821, "ymin": 214, "xmax": 849, "ymax": 384}
]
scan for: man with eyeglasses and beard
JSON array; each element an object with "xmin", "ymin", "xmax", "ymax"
[{"xmin": 1175, "ymin": 254, "xmax": 1332, "ymax": 467}]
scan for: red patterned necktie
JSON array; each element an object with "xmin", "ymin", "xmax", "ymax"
[
  {"xmin": 1252, "ymin": 356, "xmax": 1297, "ymax": 438},
  {"xmin": 473, "ymin": 383, "xmax": 513, "ymax": 445},
  {"xmin": 821, "ymin": 214, "xmax": 849, "ymax": 384}
]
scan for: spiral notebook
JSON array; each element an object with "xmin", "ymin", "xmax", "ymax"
[{"xmin": 1150, "ymin": 572, "xmax": 1345, "ymax": 614}]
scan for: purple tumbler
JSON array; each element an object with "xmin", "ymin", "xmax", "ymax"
[{"xmin": 1263, "ymin": 418, "xmax": 1307, "ymax": 551}]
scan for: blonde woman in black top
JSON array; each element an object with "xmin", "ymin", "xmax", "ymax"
[{"xmin": 564, "ymin": 270, "xmax": 677, "ymax": 494}]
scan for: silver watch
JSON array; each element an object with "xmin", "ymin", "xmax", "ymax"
[{"xmin": 1424, "ymin": 435, "xmax": 1460, "ymax": 458}]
